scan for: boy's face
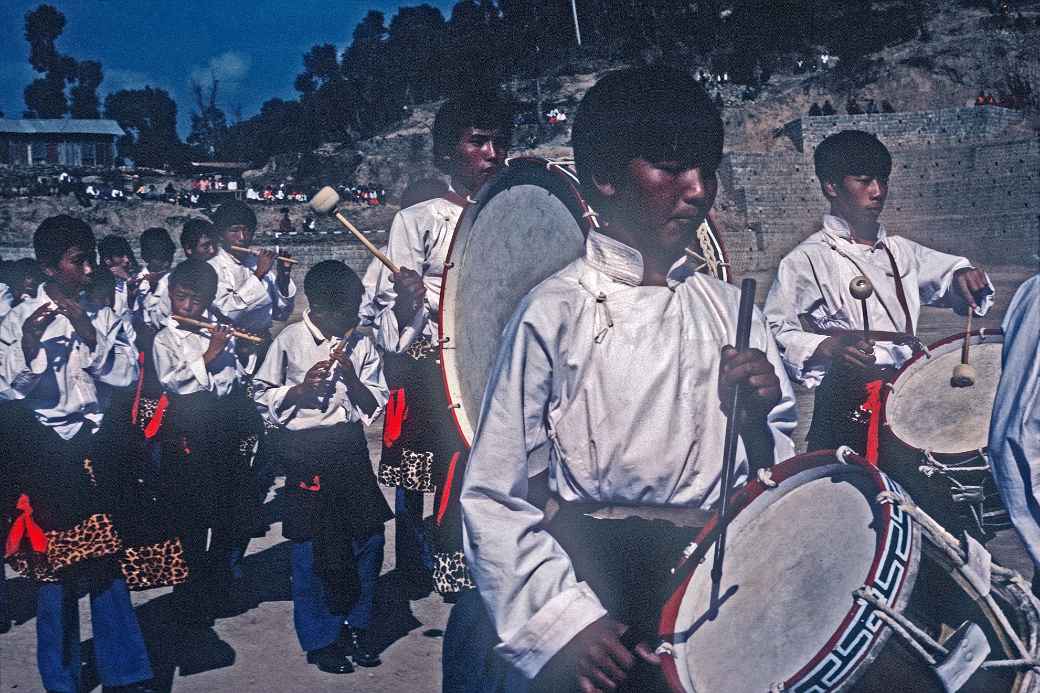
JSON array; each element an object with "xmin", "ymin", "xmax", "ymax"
[
  {"xmin": 186, "ymin": 234, "xmax": 218, "ymax": 261},
  {"xmin": 170, "ymin": 283, "xmax": 212, "ymax": 320},
  {"xmin": 310, "ymin": 302, "xmax": 360, "ymax": 337},
  {"xmin": 44, "ymin": 244, "xmax": 95, "ymax": 293},
  {"xmin": 102, "ymin": 253, "xmax": 132, "ymax": 274},
  {"xmin": 222, "ymin": 224, "xmax": 255, "ymax": 259},
  {"xmin": 144, "ymin": 254, "xmax": 174, "ymax": 274},
  {"xmin": 451, "ymin": 127, "xmax": 508, "ymax": 192},
  {"xmin": 826, "ymin": 174, "xmax": 888, "ymax": 226},
  {"xmin": 610, "ymin": 158, "xmax": 719, "ymax": 258}
]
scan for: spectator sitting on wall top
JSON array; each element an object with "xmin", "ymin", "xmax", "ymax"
[
  {"xmin": 865, "ymin": 99, "xmax": 877, "ymax": 114},
  {"xmin": 808, "ymin": 102, "xmax": 822, "ymax": 117},
  {"xmin": 976, "ymin": 90, "xmax": 987, "ymax": 106},
  {"xmin": 881, "ymin": 100, "xmax": 895, "ymax": 113},
  {"xmin": 821, "ymin": 100, "xmax": 836, "ymax": 115},
  {"xmin": 846, "ymin": 97, "xmax": 863, "ymax": 115}
]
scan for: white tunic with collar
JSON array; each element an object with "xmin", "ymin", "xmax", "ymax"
[
  {"xmin": 208, "ymin": 247, "xmax": 296, "ymax": 333},
  {"xmin": 252, "ymin": 311, "xmax": 388, "ymax": 431},
  {"xmin": 764, "ymin": 214, "xmax": 994, "ymax": 388},
  {"xmin": 989, "ymin": 274, "xmax": 1040, "ymax": 568},
  {"xmin": 361, "ymin": 196, "xmax": 463, "ymax": 352},
  {"xmin": 460, "ymin": 231, "xmax": 798, "ymax": 678},
  {"xmin": 152, "ymin": 311, "xmax": 251, "ymax": 397},
  {"xmin": 0, "ymin": 285, "xmax": 138, "ymax": 439}
]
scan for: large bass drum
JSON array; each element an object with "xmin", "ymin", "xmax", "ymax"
[
  {"xmin": 659, "ymin": 449, "xmax": 1040, "ymax": 693},
  {"xmin": 439, "ymin": 157, "xmax": 729, "ymax": 445}
]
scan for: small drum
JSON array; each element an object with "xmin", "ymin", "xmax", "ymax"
[
  {"xmin": 439, "ymin": 157, "xmax": 729, "ymax": 445},
  {"xmin": 881, "ymin": 329, "xmax": 1008, "ymax": 537},
  {"xmin": 659, "ymin": 449, "xmax": 1040, "ymax": 693}
]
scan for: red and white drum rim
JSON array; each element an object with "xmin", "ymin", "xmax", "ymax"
[{"xmin": 658, "ymin": 450, "xmax": 918, "ymax": 693}]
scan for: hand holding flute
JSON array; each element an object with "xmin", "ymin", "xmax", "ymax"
[{"xmin": 171, "ymin": 314, "xmax": 265, "ymax": 343}]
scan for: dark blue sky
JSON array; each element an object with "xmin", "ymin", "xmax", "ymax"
[{"xmin": 1, "ymin": 1, "xmax": 456, "ymax": 135}]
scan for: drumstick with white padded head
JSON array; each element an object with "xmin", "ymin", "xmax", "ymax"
[
  {"xmin": 951, "ymin": 312, "xmax": 976, "ymax": 387},
  {"xmin": 849, "ymin": 276, "xmax": 874, "ymax": 340},
  {"xmin": 309, "ymin": 186, "xmax": 399, "ymax": 274}
]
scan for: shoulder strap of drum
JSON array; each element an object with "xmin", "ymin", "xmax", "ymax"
[
  {"xmin": 441, "ymin": 189, "xmax": 472, "ymax": 208},
  {"xmin": 881, "ymin": 244, "xmax": 915, "ymax": 336}
]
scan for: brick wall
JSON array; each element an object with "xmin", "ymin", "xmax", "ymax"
[{"xmin": 720, "ymin": 106, "xmax": 1039, "ymax": 272}]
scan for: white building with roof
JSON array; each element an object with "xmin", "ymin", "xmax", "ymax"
[{"xmin": 0, "ymin": 118, "xmax": 125, "ymax": 168}]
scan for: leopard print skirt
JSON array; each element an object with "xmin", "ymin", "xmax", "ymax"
[
  {"xmin": 120, "ymin": 538, "xmax": 189, "ymax": 590},
  {"xmin": 432, "ymin": 550, "xmax": 475, "ymax": 594},
  {"xmin": 377, "ymin": 447, "xmax": 434, "ymax": 493}
]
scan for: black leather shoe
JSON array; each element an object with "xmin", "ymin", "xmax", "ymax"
[
  {"xmin": 107, "ymin": 682, "xmax": 160, "ymax": 693},
  {"xmin": 345, "ymin": 626, "xmax": 382, "ymax": 668},
  {"xmin": 307, "ymin": 643, "xmax": 354, "ymax": 674}
]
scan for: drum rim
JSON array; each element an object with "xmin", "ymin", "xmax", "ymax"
[
  {"xmin": 438, "ymin": 157, "xmax": 594, "ymax": 447},
  {"xmin": 658, "ymin": 450, "xmax": 919, "ymax": 693},
  {"xmin": 437, "ymin": 156, "xmax": 731, "ymax": 447},
  {"xmin": 881, "ymin": 328, "xmax": 1005, "ymax": 459}
]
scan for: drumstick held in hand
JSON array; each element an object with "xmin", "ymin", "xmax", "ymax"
[
  {"xmin": 309, "ymin": 186, "xmax": 399, "ymax": 273},
  {"xmin": 171, "ymin": 314, "xmax": 264, "ymax": 343},
  {"xmin": 230, "ymin": 245, "xmax": 299, "ymax": 264},
  {"xmin": 711, "ymin": 277, "xmax": 757, "ymax": 593},
  {"xmin": 849, "ymin": 276, "xmax": 874, "ymax": 340},
  {"xmin": 951, "ymin": 311, "xmax": 976, "ymax": 387}
]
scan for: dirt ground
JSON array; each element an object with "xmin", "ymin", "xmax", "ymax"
[{"xmin": 1, "ymin": 265, "xmax": 1037, "ymax": 692}]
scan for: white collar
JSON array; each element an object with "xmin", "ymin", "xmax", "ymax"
[
  {"xmin": 583, "ymin": 230, "xmax": 693, "ymax": 289},
  {"xmin": 822, "ymin": 214, "xmax": 889, "ymax": 249},
  {"xmin": 302, "ymin": 310, "xmax": 330, "ymax": 344}
]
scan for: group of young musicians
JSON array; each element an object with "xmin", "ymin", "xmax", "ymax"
[{"xmin": 0, "ymin": 64, "xmax": 1031, "ymax": 693}]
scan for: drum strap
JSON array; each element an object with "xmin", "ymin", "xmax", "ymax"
[
  {"xmin": 441, "ymin": 189, "xmax": 473, "ymax": 208},
  {"xmin": 882, "ymin": 245, "xmax": 915, "ymax": 336}
]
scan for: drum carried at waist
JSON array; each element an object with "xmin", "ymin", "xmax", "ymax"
[
  {"xmin": 879, "ymin": 329, "xmax": 1008, "ymax": 538},
  {"xmin": 659, "ymin": 449, "xmax": 1040, "ymax": 693},
  {"xmin": 438, "ymin": 156, "xmax": 729, "ymax": 446}
]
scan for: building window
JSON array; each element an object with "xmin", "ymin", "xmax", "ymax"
[{"xmin": 30, "ymin": 140, "xmax": 46, "ymax": 164}]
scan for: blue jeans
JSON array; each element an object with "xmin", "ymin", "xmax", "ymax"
[
  {"xmin": 395, "ymin": 487, "xmax": 433, "ymax": 575},
  {"xmin": 36, "ymin": 578, "xmax": 152, "ymax": 692},
  {"xmin": 443, "ymin": 588, "xmax": 529, "ymax": 693},
  {"xmin": 290, "ymin": 530, "xmax": 385, "ymax": 652}
]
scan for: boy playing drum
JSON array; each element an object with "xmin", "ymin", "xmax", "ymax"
[{"xmin": 448, "ymin": 66, "xmax": 797, "ymax": 693}]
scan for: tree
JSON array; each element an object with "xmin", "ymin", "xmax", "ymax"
[
  {"xmin": 295, "ymin": 44, "xmax": 341, "ymax": 94},
  {"xmin": 188, "ymin": 79, "xmax": 228, "ymax": 158},
  {"xmin": 23, "ymin": 4, "xmax": 105, "ymax": 119},
  {"xmin": 25, "ymin": 4, "xmax": 65, "ymax": 73},
  {"xmin": 104, "ymin": 87, "xmax": 186, "ymax": 168},
  {"xmin": 69, "ymin": 60, "xmax": 103, "ymax": 118},
  {"xmin": 387, "ymin": 5, "xmax": 448, "ymax": 104}
]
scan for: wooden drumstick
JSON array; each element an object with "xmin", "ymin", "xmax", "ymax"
[
  {"xmin": 230, "ymin": 245, "xmax": 299, "ymax": 265},
  {"xmin": 171, "ymin": 314, "xmax": 264, "ymax": 343},
  {"xmin": 711, "ymin": 277, "xmax": 757, "ymax": 590},
  {"xmin": 309, "ymin": 186, "xmax": 399, "ymax": 273},
  {"xmin": 849, "ymin": 276, "xmax": 874, "ymax": 340},
  {"xmin": 951, "ymin": 311, "xmax": 976, "ymax": 387}
]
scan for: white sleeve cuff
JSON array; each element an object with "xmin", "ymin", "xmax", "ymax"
[
  {"xmin": 190, "ymin": 358, "xmax": 212, "ymax": 389},
  {"xmin": 494, "ymin": 582, "xmax": 608, "ymax": 679},
  {"xmin": 779, "ymin": 332, "xmax": 830, "ymax": 387}
]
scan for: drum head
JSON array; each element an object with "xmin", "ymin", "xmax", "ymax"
[
  {"xmin": 885, "ymin": 331, "xmax": 1004, "ymax": 456},
  {"xmin": 660, "ymin": 451, "xmax": 920, "ymax": 693},
  {"xmin": 440, "ymin": 158, "xmax": 730, "ymax": 445}
]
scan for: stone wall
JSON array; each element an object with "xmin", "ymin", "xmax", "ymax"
[{"xmin": 719, "ymin": 106, "xmax": 1039, "ymax": 272}]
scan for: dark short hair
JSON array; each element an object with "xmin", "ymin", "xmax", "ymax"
[
  {"xmin": 140, "ymin": 227, "xmax": 176, "ymax": 261},
  {"xmin": 169, "ymin": 258, "xmax": 218, "ymax": 300},
  {"xmin": 33, "ymin": 215, "xmax": 96, "ymax": 268},
  {"xmin": 211, "ymin": 200, "xmax": 257, "ymax": 233},
  {"xmin": 814, "ymin": 130, "xmax": 893, "ymax": 184},
  {"xmin": 98, "ymin": 234, "xmax": 134, "ymax": 262},
  {"xmin": 181, "ymin": 218, "xmax": 215, "ymax": 251},
  {"xmin": 572, "ymin": 65, "xmax": 724, "ymax": 199},
  {"xmin": 304, "ymin": 260, "xmax": 364, "ymax": 314},
  {"xmin": 432, "ymin": 87, "xmax": 514, "ymax": 172}
]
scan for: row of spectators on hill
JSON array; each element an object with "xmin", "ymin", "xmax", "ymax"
[
  {"xmin": 975, "ymin": 90, "xmax": 1029, "ymax": 110},
  {"xmin": 808, "ymin": 97, "xmax": 897, "ymax": 117}
]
